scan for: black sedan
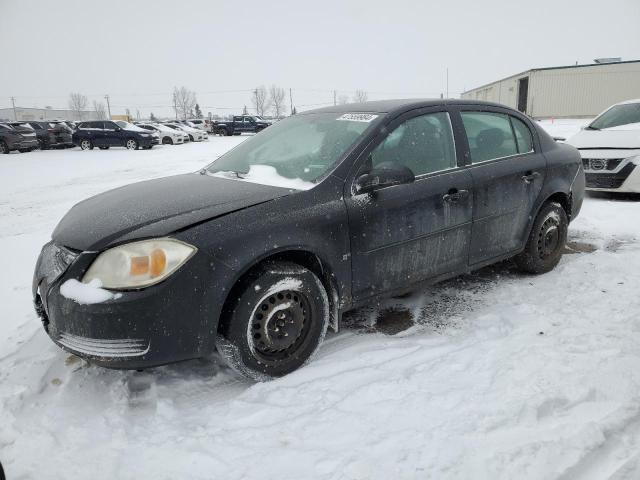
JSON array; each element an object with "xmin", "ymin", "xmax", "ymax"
[{"xmin": 33, "ymin": 99, "xmax": 585, "ymax": 379}]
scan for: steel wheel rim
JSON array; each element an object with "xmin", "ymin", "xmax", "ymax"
[
  {"xmin": 537, "ymin": 217, "xmax": 560, "ymax": 259},
  {"xmin": 251, "ymin": 290, "xmax": 311, "ymax": 364}
]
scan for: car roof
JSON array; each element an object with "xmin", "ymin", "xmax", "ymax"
[
  {"xmin": 301, "ymin": 98, "xmax": 509, "ymax": 115},
  {"xmin": 615, "ymin": 98, "xmax": 640, "ymax": 106}
]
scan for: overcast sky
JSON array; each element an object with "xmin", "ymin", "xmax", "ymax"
[{"xmin": 1, "ymin": 0, "xmax": 638, "ymax": 118}]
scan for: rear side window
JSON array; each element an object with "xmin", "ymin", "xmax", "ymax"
[
  {"xmin": 371, "ymin": 112, "xmax": 457, "ymax": 176},
  {"xmin": 461, "ymin": 112, "xmax": 518, "ymax": 163},
  {"xmin": 511, "ymin": 116, "xmax": 533, "ymax": 153}
]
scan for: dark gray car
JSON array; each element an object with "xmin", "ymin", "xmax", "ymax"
[{"xmin": 33, "ymin": 99, "xmax": 584, "ymax": 379}]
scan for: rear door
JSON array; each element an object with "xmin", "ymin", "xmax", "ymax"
[
  {"xmin": 456, "ymin": 108, "xmax": 545, "ymax": 265},
  {"xmin": 345, "ymin": 108, "xmax": 473, "ymax": 299}
]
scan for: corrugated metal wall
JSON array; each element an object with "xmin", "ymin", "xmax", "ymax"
[{"xmin": 461, "ymin": 62, "xmax": 640, "ymax": 119}]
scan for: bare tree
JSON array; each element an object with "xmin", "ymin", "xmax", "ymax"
[
  {"xmin": 353, "ymin": 90, "xmax": 368, "ymax": 103},
  {"xmin": 172, "ymin": 86, "xmax": 197, "ymax": 120},
  {"xmin": 93, "ymin": 101, "xmax": 107, "ymax": 120},
  {"xmin": 338, "ymin": 95, "xmax": 349, "ymax": 105},
  {"xmin": 269, "ymin": 85, "xmax": 286, "ymax": 118},
  {"xmin": 251, "ymin": 86, "xmax": 270, "ymax": 117},
  {"xmin": 68, "ymin": 92, "xmax": 88, "ymax": 120}
]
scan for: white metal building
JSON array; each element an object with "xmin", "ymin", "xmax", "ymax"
[
  {"xmin": 461, "ymin": 60, "xmax": 640, "ymax": 119},
  {"xmin": 0, "ymin": 107, "xmax": 99, "ymax": 122}
]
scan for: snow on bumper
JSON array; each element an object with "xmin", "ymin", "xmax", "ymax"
[
  {"xmin": 32, "ymin": 242, "xmax": 220, "ymax": 369},
  {"xmin": 579, "ymin": 151, "xmax": 640, "ymax": 193}
]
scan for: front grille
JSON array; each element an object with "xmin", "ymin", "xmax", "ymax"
[
  {"xmin": 585, "ymin": 163, "xmax": 636, "ymax": 189},
  {"xmin": 582, "ymin": 158, "xmax": 624, "ymax": 171},
  {"xmin": 57, "ymin": 332, "xmax": 150, "ymax": 358}
]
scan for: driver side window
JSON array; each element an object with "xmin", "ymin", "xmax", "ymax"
[{"xmin": 370, "ymin": 112, "xmax": 457, "ymax": 176}]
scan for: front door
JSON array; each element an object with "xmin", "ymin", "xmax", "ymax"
[
  {"xmin": 345, "ymin": 109, "xmax": 473, "ymax": 300},
  {"xmin": 458, "ymin": 109, "xmax": 546, "ymax": 265}
]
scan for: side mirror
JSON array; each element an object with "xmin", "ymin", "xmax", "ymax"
[{"xmin": 355, "ymin": 162, "xmax": 415, "ymax": 194}]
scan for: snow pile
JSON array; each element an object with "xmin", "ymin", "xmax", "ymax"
[
  {"xmin": 1, "ymin": 139, "xmax": 640, "ymax": 480},
  {"xmin": 59, "ymin": 279, "xmax": 121, "ymax": 304}
]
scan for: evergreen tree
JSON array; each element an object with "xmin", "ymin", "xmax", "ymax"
[
  {"xmin": 150, "ymin": 112, "xmax": 157, "ymax": 122},
  {"xmin": 194, "ymin": 104, "xmax": 203, "ymax": 119}
]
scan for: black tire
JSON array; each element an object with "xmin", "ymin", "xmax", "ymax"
[
  {"xmin": 216, "ymin": 261, "xmax": 330, "ymax": 380},
  {"xmin": 515, "ymin": 202, "xmax": 568, "ymax": 274},
  {"xmin": 218, "ymin": 128, "xmax": 229, "ymax": 136},
  {"xmin": 0, "ymin": 141, "xmax": 8, "ymax": 154},
  {"xmin": 80, "ymin": 139, "xmax": 93, "ymax": 150},
  {"xmin": 188, "ymin": 134, "xmax": 194, "ymax": 142},
  {"xmin": 125, "ymin": 138, "xmax": 138, "ymax": 150},
  {"xmin": 99, "ymin": 146, "xmax": 110, "ymax": 150},
  {"xmin": 162, "ymin": 136, "xmax": 173, "ymax": 145}
]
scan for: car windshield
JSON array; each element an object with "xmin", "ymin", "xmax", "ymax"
[
  {"xmin": 590, "ymin": 103, "xmax": 640, "ymax": 130},
  {"xmin": 206, "ymin": 112, "xmax": 381, "ymax": 189}
]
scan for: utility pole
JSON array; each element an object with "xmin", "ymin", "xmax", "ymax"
[
  {"xmin": 289, "ymin": 88, "xmax": 293, "ymax": 115},
  {"xmin": 333, "ymin": 90, "xmax": 337, "ymax": 106},
  {"xmin": 252, "ymin": 89, "xmax": 258, "ymax": 115},
  {"xmin": 104, "ymin": 94, "xmax": 112, "ymax": 119},
  {"xmin": 10, "ymin": 97, "xmax": 17, "ymax": 120},
  {"xmin": 446, "ymin": 68, "xmax": 449, "ymax": 99}
]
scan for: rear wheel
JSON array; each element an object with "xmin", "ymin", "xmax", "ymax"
[
  {"xmin": 515, "ymin": 202, "xmax": 568, "ymax": 274},
  {"xmin": 216, "ymin": 261, "xmax": 330, "ymax": 380},
  {"xmin": 125, "ymin": 138, "xmax": 138, "ymax": 150},
  {"xmin": 80, "ymin": 139, "xmax": 93, "ymax": 150}
]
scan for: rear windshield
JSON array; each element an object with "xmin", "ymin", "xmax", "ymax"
[{"xmin": 590, "ymin": 103, "xmax": 640, "ymax": 129}]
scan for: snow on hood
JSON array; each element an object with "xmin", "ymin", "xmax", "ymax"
[
  {"xmin": 567, "ymin": 128, "xmax": 640, "ymax": 149},
  {"xmin": 211, "ymin": 165, "xmax": 315, "ymax": 190}
]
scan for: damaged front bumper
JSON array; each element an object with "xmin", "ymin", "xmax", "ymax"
[{"xmin": 32, "ymin": 241, "xmax": 217, "ymax": 369}]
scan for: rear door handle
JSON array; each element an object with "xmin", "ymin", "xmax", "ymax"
[
  {"xmin": 522, "ymin": 171, "xmax": 541, "ymax": 184},
  {"xmin": 443, "ymin": 189, "xmax": 469, "ymax": 203}
]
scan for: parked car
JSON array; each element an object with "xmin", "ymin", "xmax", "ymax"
[
  {"xmin": 137, "ymin": 123, "xmax": 184, "ymax": 145},
  {"xmin": 567, "ymin": 98, "xmax": 640, "ymax": 193},
  {"xmin": 73, "ymin": 120, "xmax": 159, "ymax": 150},
  {"xmin": 165, "ymin": 122, "xmax": 207, "ymax": 142},
  {"xmin": 213, "ymin": 115, "xmax": 270, "ymax": 136},
  {"xmin": 10, "ymin": 121, "xmax": 73, "ymax": 149},
  {"xmin": 33, "ymin": 99, "xmax": 584, "ymax": 379},
  {"xmin": 186, "ymin": 118, "xmax": 210, "ymax": 132},
  {"xmin": 0, "ymin": 123, "xmax": 39, "ymax": 153},
  {"xmin": 162, "ymin": 123, "xmax": 190, "ymax": 142}
]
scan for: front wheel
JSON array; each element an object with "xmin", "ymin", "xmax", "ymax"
[
  {"xmin": 515, "ymin": 202, "xmax": 568, "ymax": 274},
  {"xmin": 0, "ymin": 141, "xmax": 8, "ymax": 154},
  {"xmin": 162, "ymin": 137, "xmax": 173, "ymax": 145},
  {"xmin": 216, "ymin": 261, "xmax": 330, "ymax": 380},
  {"xmin": 125, "ymin": 138, "xmax": 138, "ymax": 150}
]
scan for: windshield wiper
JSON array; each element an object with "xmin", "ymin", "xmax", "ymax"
[{"xmin": 585, "ymin": 125, "xmax": 600, "ymax": 130}]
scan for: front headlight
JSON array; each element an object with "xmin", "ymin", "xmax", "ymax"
[{"xmin": 82, "ymin": 238, "xmax": 197, "ymax": 289}]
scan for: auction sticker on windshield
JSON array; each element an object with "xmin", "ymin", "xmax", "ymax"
[{"xmin": 337, "ymin": 113, "xmax": 379, "ymax": 122}]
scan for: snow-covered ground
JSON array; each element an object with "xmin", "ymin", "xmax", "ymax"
[{"xmin": 1, "ymin": 134, "xmax": 640, "ymax": 480}]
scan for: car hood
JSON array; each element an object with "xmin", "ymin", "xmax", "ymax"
[
  {"xmin": 568, "ymin": 128, "xmax": 640, "ymax": 149},
  {"xmin": 52, "ymin": 173, "xmax": 293, "ymax": 251}
]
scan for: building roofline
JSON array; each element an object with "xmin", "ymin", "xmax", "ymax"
[{"xmin": 463, "ymin": 59, "xmax": 640, "ymax": 94}]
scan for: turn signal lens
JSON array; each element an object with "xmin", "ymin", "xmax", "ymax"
[
  {"xmin": 150, "ymin": 249, "xmax": 166, "ymax": 277},
  {"xmin": 83, "ymin": 238, "xmax": 196, "ymax": 289}
]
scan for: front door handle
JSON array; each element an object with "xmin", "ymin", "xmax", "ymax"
[
  {"xmin": 522, "ymin": 171, "xmax": 541, "ymax": 184},
  {"xmin": 443, "ymin": 189, "xmax": 469, "ymax": 203}
]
